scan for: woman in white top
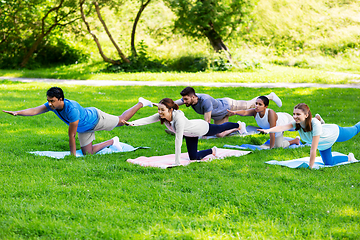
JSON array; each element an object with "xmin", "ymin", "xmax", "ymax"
[
  {"xmin": 258, "ymin": 103, "xmax": 360, "ymax": 169},
  {"xmin": 227, "ymin": 96, "xmax": 300, "ymax": 148},
  {"xmin": 126, "ymin": 98, "xmax": 246, "ymax": 165}
]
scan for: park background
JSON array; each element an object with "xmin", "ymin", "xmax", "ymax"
[{"xmin": 1, "ymin": 0, "xmax": 360, "ymax": 239}]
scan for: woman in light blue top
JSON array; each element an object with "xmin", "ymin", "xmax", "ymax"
[{"xmin": 258, "ymin": 103, "xmax": 360, "ymax": 169}]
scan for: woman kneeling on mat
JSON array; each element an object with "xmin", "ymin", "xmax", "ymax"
[
  {"xmin": 125, "ymin": 98, "xmax": 246, "ymax": 165},
  {"xmin": 227, "ymin": 96, "xmax": 301, "ymax": 149},
  {"xmin": 258, "ymin": 103, "xmax": 360, "ymax": 169}
]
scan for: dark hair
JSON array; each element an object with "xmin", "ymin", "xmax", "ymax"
[
  {"xmin": 294, "ymin": 103, "xmax": 312, "ymax": 132},
  {"xmin": 158, "ymin": 98, "xmax": 179, "ymax": 124},
  {"xmin": 257, "ymin": 96, "xmax": 269, "ymax": 107},
  {"xmin": 47, "ymin": 87, "xmax": 64, "ymax": 101},
  {"xmin": 180, "ymin": 87, "xmax": 196, "ymax": 97}
]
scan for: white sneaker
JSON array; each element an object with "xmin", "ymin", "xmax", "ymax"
[
  {"xmin": 269, "ymin": 92, "xmax": 282, "ymax": 107},
  {"xmin": 238, "ymin": 121, "xmax": 248, "ymax": 134},
  {"xmin": 111, "ymin": 136, "xmax": 122, "ymax": 151},
  {"xmin": 348, "ymin": 153, "xmax": 358, "ymax": 162},
  {"xmin": 138, "ymin": 97, "xmax": 153, "ymax": 107},
  {"xmin": 315, "ymin": 114, "xmax": 325, "ymax": 124},
  {"xmin": 212, "ymin": 146, "xmax": 218, "ymax": 157}
]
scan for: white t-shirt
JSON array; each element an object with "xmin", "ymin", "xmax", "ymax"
[{"xmin": 291, "ymin": 118, "xmax": 339, "ymax": 150}]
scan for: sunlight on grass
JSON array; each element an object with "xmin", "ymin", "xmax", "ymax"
[
  {"xmin": 0, "ymin": 64, "xmax": 354, "ymax": 84},
  {"xmin": 336, "ymin": 206, "xmax": 360, "ymax": 217},
  {"xmin": 292, "ymin": 87, "xmax": 321, "ymax": 96}
]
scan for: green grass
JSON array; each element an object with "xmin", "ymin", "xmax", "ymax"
[
  {"xmin": 1, "ymin": 82, "xmax": 359, "ymax": 239},
  {"xmin": 1, "ymin": 63, "xmax": 359, "ymax": 84}
]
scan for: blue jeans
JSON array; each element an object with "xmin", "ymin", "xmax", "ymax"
[
  {"xmin": 185, "ymin": 122, "xmax": 239, "ymax": 160},
  {"xmin": 319, "ymin": 124, "xmax": 359, "ymax": 165}
]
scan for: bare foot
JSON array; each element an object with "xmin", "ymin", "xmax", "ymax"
[
  {"xmin": 212, "ymin": 146, "xmax": 218, "ymax": 157},
  {"xmin": 289, "ymin": 136, "xmax": 301, "ymax": 145},
  {"xmin": 315, "ymin": 114, "xmax": 325, "ymax": 124}
]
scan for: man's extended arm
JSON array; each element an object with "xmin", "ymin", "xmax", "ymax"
[
  {"xmin": 68, "ymin": 120, "xmax": 79, "ymax": 156},
  {"xmin": 174, "ymin": 99, "xmax": 184, "ymax": 106},
  {"xmin": 3, "ymin": 105, "xmax": 48, "ymax": 116}
]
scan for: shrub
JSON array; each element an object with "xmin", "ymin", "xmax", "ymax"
[
  {"xmin": 0, "ymin": 38, "xmax": 88, "ymax": 69},
  {"xmin": 167, "ymin": 56, "xmax": 209, "ymax": 72}
]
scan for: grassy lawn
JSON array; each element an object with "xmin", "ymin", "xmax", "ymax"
[
  {"xmin": 1, "ymin": 82, "xmax": 359, "ymax": 239},
  {"xmin": 1, "ymin": 63, "xmax": 359, "ymax": 85}
]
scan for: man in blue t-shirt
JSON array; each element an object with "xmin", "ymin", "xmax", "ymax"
[
  {"xmin": 174, "ymin": 87, "xmax": 282, "ymax": 137},
  {"xmin": 3, "ymin": 87, "xmax": 153, "ymax": 155}
]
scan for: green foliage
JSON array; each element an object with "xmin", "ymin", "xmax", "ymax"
[
  {"xmin": 0, "ymin": 0, "xmax": 82, "ymax": 69},
  {"xmin": 165, "ymin": 0, "xmax": 257, "ymax": 39},
  {"xmin": 167, "ymin": 56, "xmax": 209, "ymax": 72},
  {"xmin": 0, "ymin": 37, "xmax": 88, "ymax": 69},
  {"xmin": 1, "ymin": 82, "xmax": 360, "ymax": 239},
  {"xmin": 244, "ymin": 0, "xmax": 360, "ymax": 58},
  {"xmin": 102, "ymin": 41, "xmax": 168, "ymax": 72}
]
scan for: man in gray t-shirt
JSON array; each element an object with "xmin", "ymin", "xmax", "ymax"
[{"xmin": 174, "ymin": 87, "xmax": 282, "ymax": 137}]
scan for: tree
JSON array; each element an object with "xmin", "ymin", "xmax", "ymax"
[
  {"xmin": 0, "ymin": 0, "xmax": 41, "ymax": 68},
  {"xmin": 20, "ymin": 0, "xmax": 80, "ymax": 67},
  {"xmin": 131, "ymin": 0, "xmax": 152, "ymax": 57},
  {"xmin": 80, "ymin": 0, "xmax": 130, "ymax": 64},
  {"xmin": 165, "ymin": 0, "xmax": 257, "ymax": 60}
]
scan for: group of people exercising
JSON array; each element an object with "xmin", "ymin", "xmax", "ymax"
[{"xmin": 3, "ymin": 86, "xmax": 360, "ymax": 169}]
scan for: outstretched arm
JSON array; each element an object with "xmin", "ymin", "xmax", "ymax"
[
  {"xmin": 227, "ymin": 109, "xmax": 255, "ymax": 117},
  {"xmin": 126, "ymin": 113, "xmax": 160, "ymax": 126},
  {"xmin": 3, "ymin": 105, "xmax": 48, "ymax": 116},
  {"xmin": 174, "ymin": 99, "xmax": 184, "ymax": 106},
  {"xmin": 257, "ymin": 123, "xmax": 293, "ymax": 134}
]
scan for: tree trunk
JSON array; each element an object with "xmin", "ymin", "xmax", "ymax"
[
  {"xmin": 93, "ymin": 1, "xmax": 130, "ymax": 63},
  {"xmin": 131, "ymin": 0, "xmax": 151, "ymax": 57},
  {"xmin": 203, "ymin": 25, "xmax": 233, "ymax": 64},
  {"xmin": 20, "ymin": 33, "xmax": 45, "ymax": 67},
  {"xmin": 80, "ymin": 0, "xmax": 120, "ymax": 65}
]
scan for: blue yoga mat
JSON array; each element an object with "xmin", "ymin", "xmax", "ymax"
[
  {"xmin": 203, "ymin": 125, "xmax": 295, "ymax": 139},
  {"xmin": 29, "ymin": 142, "xmax": 149, "ymax": 159},
  {"xmin": 224, "ymin": 137, "xmax": 310, "ymax": 150},
  {"xmin": 266, "ymin": 152, "xmax": 358, "ymax": 169}
]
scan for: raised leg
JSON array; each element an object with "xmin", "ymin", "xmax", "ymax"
[{"xmin": 117, "ymin": 101, "xmax": 148, "ymax": 127}]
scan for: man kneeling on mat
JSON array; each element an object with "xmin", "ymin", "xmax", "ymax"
[{"xmin": 3, "ymin": 87, "xmax": 153, "ymax": 156}]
